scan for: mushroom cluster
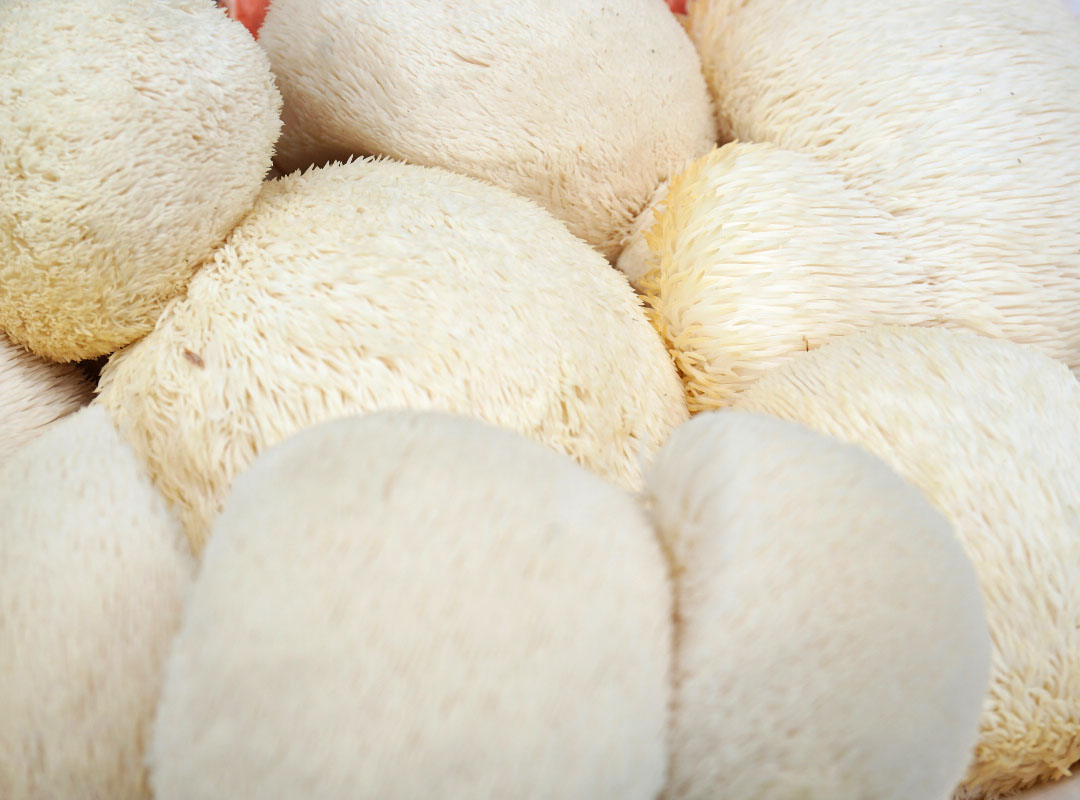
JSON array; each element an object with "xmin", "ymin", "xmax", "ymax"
[{"xmin": 2, "ymin": 0, "xmax": 1078, "ymax": 798}]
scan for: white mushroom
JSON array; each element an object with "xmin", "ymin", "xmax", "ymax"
[
  {"xmin": 0, "ymin": 0, "xmax": 281, "ymax": 361},
  {"xmin": 733, "ymin": 326, "xmax": 1080, "ymax": 798},
  {"xmin": 150, "ymin": 411, "xmax": 671, "ymax": 800},
  {"xmin": 688, "ymin": 0, "xmax": 1080, "ymax": 370},
  {"xmin": 254, "ymin": 0, "xmax": 716, "ymax": 260},
  {"xmin": 633, "ymin": 142, "xmax": 934, "ymax": 410},
  {"xmin": 0, "ymin": 406, "xmax": 195, "ymax": 800},
  {"xmin": 93, "ymin": 157, "xmax": 688, "ymax": 552},
  {"xmin": 1, "ymin": 335, "xmax": 93, "ymax": 462},
  {"xmin": 645, "ymin": 410, "xmax": 991, "ymax": 800}
]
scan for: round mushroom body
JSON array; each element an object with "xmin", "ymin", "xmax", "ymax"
[
  {"xmin": 0, "ymin": 406, "xmax": 195, "ymax": 800},
  {"xmin": 689, "ymin": 0, "xmax": 1080, "ymax": 369},
  {"xmin": 1, "ymin": 335, "xmax": 93, "ymax": 461},
  {"xmin": 733, "ymin": 326, "xmax": 1080, "ymax": 798},
  {"xmin": 93, "ymin": 157, "xmax": 688, "ymax": 553},
  {"xmin": 150, "ymin": 411, "xmax": 671, "ymax": 800},
  {"xmin": 633, "ymin": 142, "xmax": 934, "ymax": 410},
  {"xmin": 255, "ymin": 0, "xmax": 717, "ymax": 260},
  {"xmin": 0, "ymin": 0, "xmax": 281, "ymax": 361},
  {"xmin": 646, "ymin": 410, "xmax": 990, "ymax": 800}
]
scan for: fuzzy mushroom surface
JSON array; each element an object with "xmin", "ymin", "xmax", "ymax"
[
  {"xmin": 0, "ymin": 335, "xmax": 93, "ymax": 462},
  {"xmin": 257, "ymin": 0, "xmax": 717, "ymax": 259},
  {"xmin": 734, "ymin": 326, "xmax": 1080, "ymax": 798},
  {"xmin": 94, "ymin": 157, "xmax": 688, "ymax": 552},
  {"xmin": 0, "ymin": 406, "xmax": 194, "ymax": 800},
  {"xmin": 637, "ymin": 142, "xmax": 936, "ymax": 410},
  {"xmin": 0, "ymin": 0, "xmax": 281, "ymax": 361},
  {"xmin": 689, "ymin": 0, "xmax": 1080, "ymax": 369},
  {"xmin": 646, "ymin": 410, "xmax": 990, "ymax": 800},
  {"xmin": 150, "ymin": 411, "xmax": 671, "ymax": 800}
]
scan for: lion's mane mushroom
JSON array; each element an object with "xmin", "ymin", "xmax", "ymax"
[
  {"xmin": 0, "ymin": 0, "xmax": 281, "ymax": 361},
  {"xmin": 733, "ymin": 326, "xmax": 1080, "ymax": 798},
  {"xmin": 0, "ymin": 406, "xmax": 194, "ymax": 800},
  {"xmin": 150, "ymin": 411, "xmax": 671, "ymax": 800},
  {"xmin": 94, "ymin": 157, "xmax": 688, "ymax": 552},
  {"xmin": 245, "ymin": 0, "xmax": 716, "ymax": 260},
  {"xmin": 687, "ymin": 0, "xmax": 1080, "ymax": 370},
  {"xmin": 645, "ymin": 409, "xmax": 991, "ymax": 800}
]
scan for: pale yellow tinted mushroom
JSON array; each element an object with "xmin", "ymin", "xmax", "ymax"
[
  {"xmin": 0, "ymin": 0, "xmax": 281, "ymax": 361},
  {"xmin": 94, "ymin": 158, "xmax": 688, "ymax": 552},
  {"xmin": 688, "ymin": 0, "xmax": 1080, "ymax": 370}
]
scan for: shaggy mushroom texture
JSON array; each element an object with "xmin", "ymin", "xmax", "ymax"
[
  {"xmin": 636, "ymin": 142, "xmax": 936, "ymax": 410},
  {"xmin": 150, "ymin": 411, "xmax": 671, "ymax": 800},
  {"xmin": 734, "ymin": 326, "xmax": 1080, "ymax": 799},
  {"xmin": 646, "ymin": 410, "xmax": 990, "ymax": 800},
  {"xmin": 0, "ymin": 335, "xmax": 93, "ymax": 462},
  {"xmin": 257, "ymin": 0, "xmax": 717, "ymax": 260},
  {"xmin": 689, "ymin": 0, "xmax": 1080, "ymax": 370},
  {"xmin": 0, "ymin": 0, "xmax": 281, "ymax": 361},
  {"xmin": 0, "ymin": 406, "xmax": 194, "ymax": 800},
  {"xmin": 94, "ymin": 157, "xmax": 688, "ymax": 553}
]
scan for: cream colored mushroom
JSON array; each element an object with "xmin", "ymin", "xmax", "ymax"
[
  {"xmin": 94, "ymin": 157, "xmax": 688, "ymax": 552},
  {"xmin": 0, "ymin": 0, "xmax": 281, "ymax": 361},
  {"xmin": 687, "ymin": 0, "xmax": 1080, "ymax": 370},
  {"xmin": 632, "ymin": 142, "xmax": 940, "ymax": 410},
  {"xmin": 645, "ymin": 410, "xmax": 991, "ymax": 800},
  {"xmin": 0, "ymin": 406, "xmax": 194, "ymax": 800},
  {"xmin": 733, "ymin": 326, "xmax": 1080, "ymax": 798},
  {"xmin": 150, "ymin": 411, "xmax": 671, "ymax": 800},
  {"xmin": 1, "ymin": 335, "xmax": 93, "ymax": 462},
  {"xmin": 254, "ymin": 0, "xmax": 716, "ymax": 260}
]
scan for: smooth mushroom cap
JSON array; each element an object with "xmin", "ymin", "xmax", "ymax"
[
  {"xmin": 636, "ymin": 142, "xmax": 935, "ymax": 410},
  {"xmin": 0, "ymin": 335, "xmax": 93, "ymax": 461},
  {"xmin": 646, "ymin": 410, "xmax": 991, "ymax": 800},
  {"xmin": 150, "ymin": 411, "xmax": 671, "ymax": 800},
  {"xmin": 0, "ymin": 0, "xmax": 281, "ymax": 361},
  {"xmin": 258, "ymin": 0, "xmax": 717, "ymax": 260},
  {"xmin": 734, "ymin": 326, "xmax": 1080, "ymax": 797},
  {"xmin": 93, "ymin": 157, "xmax": 688, "ymax": 553},
  {"xmin": 689, "ymin": 0, "xmax": 1080, "ymax": 370},
  {"xmin": 0, "ymin": 406, "xmax": 195, "ymax": 800}
]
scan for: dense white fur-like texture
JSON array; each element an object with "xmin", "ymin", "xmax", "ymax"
[
  {"xmin": 0, "ymin": 406, "xmax": 194, "ymax": 800},
  {"xmin": 1, "ymin": 335, "xmax": 93, "ymax": 461},
  {"xmin": 733, "ymin": 327, "xmax": 1080, "ymax": 799},
  {"xmin": 0, "ymin": 0, "xmax": 281, "ymax": 361},
  {"xmin": 646, "ymin": 411, "xmax": 991, "ymax": 800},
  {"xmin": 690, "ymin": 0, "xmax": 1080, "ymax": 369},
  {"xmin": 638, "ymin": 142, "xmax": 935, "ymax": 410},
  {"xmin": 259, "ymin": 0, "xmax": 717, "ymax": 260},
  {"xmin": 151, "ymin": 411, "xmax": 671, "ymax": 800},
  {"xmin": 94, "ymin": 158, "xmax": 688, "ymax": 552}
]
